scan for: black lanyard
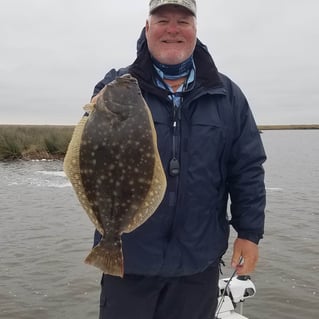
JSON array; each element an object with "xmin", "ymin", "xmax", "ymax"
[{"xmin": 169, "ymin": 102, "xmax": 182, "ymax": 177}]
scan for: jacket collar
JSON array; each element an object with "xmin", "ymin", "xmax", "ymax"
[{"xmin": 129, "ymin": 28, "xmax": 223, "ymax": 99}]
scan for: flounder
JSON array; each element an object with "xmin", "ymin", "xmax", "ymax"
[{"xmin": 63, "ymin": 74, "xmax": 166, "ymax": 277}]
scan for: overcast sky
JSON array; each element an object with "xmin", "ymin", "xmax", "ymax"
[{"xmin": 1, "ymin": 0, "xmax": 318, "ymax": 125}]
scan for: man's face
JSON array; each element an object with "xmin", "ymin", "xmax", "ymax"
[{"xmin": 146, "ymin": 5, "xmax": 197, "ymax": 65}]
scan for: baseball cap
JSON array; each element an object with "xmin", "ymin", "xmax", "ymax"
[{"xmin": 149, "ymin": 0, "xmax": 197, "ymax": 17}]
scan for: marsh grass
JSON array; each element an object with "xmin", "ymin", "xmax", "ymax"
[
  {"xmin": 258, "ymin": 124, "xmax": 319, "ymax": 130},
  {"xmin": 0, "ymin": 125, "xmax": 74, "ymax": 160},
  {"xmin": 0, "ymin": 123, "xmax": 318, "ymax": 161}
]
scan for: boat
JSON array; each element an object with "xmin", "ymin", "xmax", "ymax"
[{"xmin": 215, "ymin": 275, "xmax": 256, "ymax": 319}]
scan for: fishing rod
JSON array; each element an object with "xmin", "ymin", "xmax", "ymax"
[{"xmin": 215, "ymin": 257, "xmax": 243, "ymax": 318}]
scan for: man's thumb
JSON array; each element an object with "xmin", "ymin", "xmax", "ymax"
[{"xmin": 231, "ymin": 251, "xmax": 242, "ymax": 268}]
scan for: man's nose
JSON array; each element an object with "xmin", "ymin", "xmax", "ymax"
[{"xmin": 166, "ymin": 21, "xmax": 180, "ymax": 33}]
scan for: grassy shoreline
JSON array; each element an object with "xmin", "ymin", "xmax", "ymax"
[
  {"xmin": 0, "ymin": 124, "xmax": 318, "ymax": 161},
  {"xmin": 258, "ymin": 124, "xmax": 319, "ymax": 130},
  {"xmin": 0, "ymin": 125, "xmax": 74, "ymax": 161}
]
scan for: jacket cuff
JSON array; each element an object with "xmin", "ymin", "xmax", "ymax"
[
  {"xmin": 237, "ymin": 232, "xmax": 263, "ymax": 245},
  {"xmin": 93, "ymin": 229, "xmax": 102, "ymax": 247}
]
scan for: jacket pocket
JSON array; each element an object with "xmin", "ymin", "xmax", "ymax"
[
  {"xmin": 189, "ymin": 116, "xmax": 226, "ymax": 166},
  {"xmin": 151, "ymin": 107, "xmax": 172, "ymax": 164}
]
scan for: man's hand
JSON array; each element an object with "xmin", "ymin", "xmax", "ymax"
[
  {"xmin": 90, "ymin": 94, "xmax": 99, "ymax": 104},
  {"xmin": 90, "ymin": 85, "xmax": 107, "ymax": 104},
  {"xmin": 231, "ymin": 238, "xmax": 259, "ymax": 275}
]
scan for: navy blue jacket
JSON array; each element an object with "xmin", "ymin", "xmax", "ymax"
[{"xmin": 92, "ymin": 29, "xmax": 266, "ymax": 277}]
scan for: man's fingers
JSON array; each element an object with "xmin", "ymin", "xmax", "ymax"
[
  {"xmin": 231, "ymin": 238, "xmax": 259, "ymax": 274},
  {"xmin": 231, "ymin": 253, "xmax": 242, "ymax": 269}
]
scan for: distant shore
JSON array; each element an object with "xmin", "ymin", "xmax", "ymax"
[
  {"xmin": 258, "ymin": 124, "xmax": 319, "ymax": 130},
  {"xmin": 0, "ymin": 124, "xmax": 318, "ymax": 161},
  {"xmin": 0, "ymin": 125, "xmax": 73, "ymax": 161}
]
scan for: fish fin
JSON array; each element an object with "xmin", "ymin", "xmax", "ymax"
[
  {"xmin": 63, "ymin": 115, "xmax": 104, "ymax": 234},
  {"xmin": 84, "ymin": 239, "xmax": 124, "ymax": 277},
  {"xmin": 83, "ymin": 103, "xmax": 95, "ymax": 113}
]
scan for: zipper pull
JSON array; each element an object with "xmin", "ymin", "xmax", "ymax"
[{"xmin": 169, "ymin": 158, "xmax": 180, "ymax": 177}]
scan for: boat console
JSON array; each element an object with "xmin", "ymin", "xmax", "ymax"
[{"xmin": 215, "ymin": 276, "xmax": 256, "ymax": 319}]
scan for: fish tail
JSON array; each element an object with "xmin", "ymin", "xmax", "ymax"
[{"xmin": 84, "ymin": 239, "xmax": 124, "ymax": 277}]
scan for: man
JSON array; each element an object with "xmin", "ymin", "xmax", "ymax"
[{"xmin": 91, "ymin": 1, "xmax": 266, "ymax": 318}]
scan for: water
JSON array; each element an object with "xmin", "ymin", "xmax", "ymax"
[
  {"xmin": 0, "ymin": 160, "xmax": 100, "ymax": 319},
  {"xmin": 0, "ymin": 130, "xmax": 318, "ymax": 319}
]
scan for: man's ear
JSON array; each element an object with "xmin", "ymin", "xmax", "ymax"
[{"xmin": 145, "ymin": 19, "xmax": 150, "ymax": 32}]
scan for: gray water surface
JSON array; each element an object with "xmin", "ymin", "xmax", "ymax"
[{"xmin": 0, "ymin": 130, "xmax": 318, "ymax": 319}]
